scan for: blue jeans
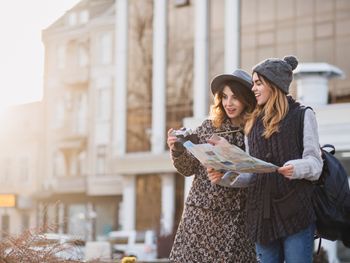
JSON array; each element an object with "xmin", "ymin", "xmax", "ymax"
[{"xmin": 256, "ymin": 223, "xmax": 315, "ymax": 263}]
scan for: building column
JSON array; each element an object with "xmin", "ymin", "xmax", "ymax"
[
  {"xmin": 151, "ymin": 0, "xmax": 168, "ymax": 154},
  {"xmin": 58, "ymin": 202, "xmax": 65, "ymax": 234},
  {"xmin": 114, "ymin": 0, "xmax": 128, "ymax": 156},
  {"xmin": 120, "ymin": 174, "xmax": 136, "ymax": 230},
  {"xmin": 224, "ymin": 0, "xmax": 240, "ymax": 72},
  {"xmin": 37, "ymin": 202, "xmax": 46, "ymax": 228},
  {"xmin": 183, "ymin": 0, "xmax": 210, "ymax": 200},
  {"xmin": 160, "ymin": 173, "xmax": 175, "ymax": 235},
  {"xmin": 193, "ymin": 0, "xmax": 209, "ymax": 118},
  {"xmin": 85, "ymin": 202, "xmax": 96, "ymax": 241}
]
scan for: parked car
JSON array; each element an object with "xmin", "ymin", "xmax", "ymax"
[{"xmin": 108, "ymin": 230, "xmax": 157, "ymax": 260}]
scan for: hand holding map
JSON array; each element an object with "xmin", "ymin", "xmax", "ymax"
[{"xmin": 183, "ymin": 135, "xmax": 278, "ymax": 187}]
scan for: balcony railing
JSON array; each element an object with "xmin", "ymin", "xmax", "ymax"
[
  {"xmin": 55, "ymin": 116, "xmax": 87, "ymax": 145},
  {"xmin": 87, "ymin": 174, "xmax": 123, "ymax": 196},
  {"xmin": 61, "ymin": 67, "xmax": 89, "ymax": 86},
  {"xmin": 53, "ymin": 175, "xmax": 86, "ymax": 193}
]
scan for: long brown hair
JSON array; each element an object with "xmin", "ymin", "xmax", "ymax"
[
  {"xmin": 244, "ymin": 74, "xmax": 289, "ymax": 138},
  {"xmin": 210, "ymin": 81, "xmax": 256, "ymax": 128}
]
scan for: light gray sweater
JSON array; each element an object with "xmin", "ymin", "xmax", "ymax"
[
  {"xmin": 245, "ymin": 108, "xmax": 323, "ymax": 181},
  {"xmin": 285, "ymin": 108, "xmax": 323, "ymax": 180}
]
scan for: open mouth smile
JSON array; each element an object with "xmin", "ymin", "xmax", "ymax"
[{"xmin": 226, "ymin": 108, "xmax": 236, "ymax": 114}]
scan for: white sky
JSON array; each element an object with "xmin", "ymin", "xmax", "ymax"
[{"xmin": 0, "ymin": 0, "xmax": 81, "ymax": 109}]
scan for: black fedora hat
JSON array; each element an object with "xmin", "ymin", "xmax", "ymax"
[{"xmin": 210, "ymin": 69, "xmax": 253, "ymax": 95}]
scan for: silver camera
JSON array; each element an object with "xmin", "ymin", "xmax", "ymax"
[{"xmin": 170, "ymin": 127, "xmax": 198, "ymax": 144}]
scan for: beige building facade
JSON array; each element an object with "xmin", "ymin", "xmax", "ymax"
[
  {"xmin": 0, "ymin": 0, "xmax": 348, "ymax": 260},
  {"xmin": 40, "ymin": 0, "xmax": 122, "ymax": 240},
  {"xmin": 41, "ymin": 0, "xmax": 350, "ymax": 259}
]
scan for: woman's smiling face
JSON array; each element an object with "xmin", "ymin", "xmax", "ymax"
[
  {"xmin": 252, "ymin": 72, "xmax": 272, "ymax": 106},
  {"xmin": 221, "ymin": 85, "xmax": 244, "ymax": 123}
]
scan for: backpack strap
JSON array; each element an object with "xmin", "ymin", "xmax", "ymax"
[
  {"xmin": 321, "ymin": 144, "xmax": 335, "ymax": 155},
  {"xmin": 299, "ymin": 108, "xmax": 335, "ymax": 156},
  {"xmin": 298, "ymin": 106, "xmax": 313, "ymax": 153},
  {"xmin": 299, "ymin": 106, "xmax": 325, "ymax": 252}
]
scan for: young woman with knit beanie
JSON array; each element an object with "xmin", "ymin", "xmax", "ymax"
[
  {"xmin": 209, "ymin": 56, "xmax": 323, "ymax": 263},
  {"xmin": 167, "ymin": 69, "xmax": 257, "ymax": 262}
]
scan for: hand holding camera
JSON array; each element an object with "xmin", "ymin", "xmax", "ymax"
[{"xmin": 167, "ymin": 127, "xmax": 198, "ymax": 152}]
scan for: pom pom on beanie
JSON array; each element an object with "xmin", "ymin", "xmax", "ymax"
[{"xmin": 283, "ymin": 55, "xmax": 298, "ymax": 70}]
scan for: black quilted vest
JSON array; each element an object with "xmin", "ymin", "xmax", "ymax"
[{"xmin": 246, "ymin": 97, "xmax": 316, "ymax": 245}]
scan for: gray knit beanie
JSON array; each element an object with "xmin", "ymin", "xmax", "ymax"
[{"xmin": 252, "ymin": 55, "xmax": 298, "ymax": 94}]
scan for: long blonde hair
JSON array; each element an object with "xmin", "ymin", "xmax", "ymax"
[
  {"xmin": 210, "ymin": 93, "xmax": 228, "ymax": 128},
  {"xmin": 245, "ymin": 75, "xmax": 289, "ymax": 138}
]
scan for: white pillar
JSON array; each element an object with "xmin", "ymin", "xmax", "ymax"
[
  {"xmin": 37, "ymin": 202, "xmax": 45, "ymax": 228},
  {"xmin": 294, "ymin": 63, "xmax": 345, "ymax": 107},
  {"xmin": 296, "ymin": 76, "xmax": 329, "ymax": 106},
  {"xmin": 85, "ymin": 202, "xmax": 94, "ymax": 241},
  {"xmin": 181, "ymin": 116, "xmax": 197, "ymax": 199},
  {"xmin": 151, "ymin": 0, "xmax": 168, "ymax": 154},
  {"xmin": 183, "ymin": 0, "xmax": 210, "ymax": 201},
  {"xmin": 121, "ymin": 174, "xmax": 136, "ymax": 230},
  {"xmin": 58, "ymin": 203, "xmax": 65, "ymax": 234},
  {"xmin": 161, "ymin": 174, "xmax": 175, "ymax": 235},
  {"xmin": 224, "ymin": 0, "xmax": 240, "ymax": 72},
  {"xmin": 193, "ymin": 0, "xmax": 209, "ymax": 118},
  {"xmin": 114, "ymin": 0, "xmax": 128, "ymax": 156}
]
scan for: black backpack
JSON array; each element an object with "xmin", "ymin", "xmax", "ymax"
[{"xmin": 300, "ymin": 107, "xmax": 350, "ymax": 248}]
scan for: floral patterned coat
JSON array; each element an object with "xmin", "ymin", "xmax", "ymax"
[{"xmin": 169, "ymin": 119, "xmax": 256, "ymax": 263}]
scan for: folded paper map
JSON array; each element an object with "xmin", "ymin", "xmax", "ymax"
[{"xmin": 183, "ymin": 138, "xmax": 278, "ymax": 187}]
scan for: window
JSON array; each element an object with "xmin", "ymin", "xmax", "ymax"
[
  {"xmin": 1, "ymin": 215, "xmax": 9, "ymax": 238},
  {"xmin": 64, "ymin": 92, "xmax": 73, "ymax": 111},
  {"xmin": 174, "ymin": 0, "xmax": 190, "ymax": 7},
  {"xmin": 97, "ymin": 88, "xmax": 111, "ymax": 121},
  {"xmin": 53, "ymin": 152, "xmax": 65, "ymax": 177},
  {"xmin": 2, "ymin": 158, "xmax": 11, "ymax": 184},
  {"xmin": 53, "ymin": 100, "xmax": 65, "ymax": 129},
  {"xmin": 70, "ymin": 153, "xmax": 78, "ymax": 176},
  {"xmin": 68, "ymin": 12, "xmax": 77, "ymax": 26},
  {"xmin": 68, "ymin": 204, "xmax": 86, "ymax": 238},
  {"xmin": 19, "ymin": 157, "xmax": 29, "ymax": 183},
  {"xmin": 99, "ymin": 33, "xmax": 112, "ymax": 65},
  {"xmin": 21, "ymin": 213, "xmax": 30, "ymax": 232},
  {"xmin": 57, "ymin": 46, "xmax": 66, "ymax": 69},
  {"xmin": 78, "ymin": 151, "xmax": 87, "ymax": 176},
  {"xmin": 79, "ymin": 10, "xmax": 89, "ymax": 24},
  {"xmin": 77, "ymin": 93, "xmax": 87, "ymax": 133},
  {"xmin": 96, "ymin": 145, "xmax": 107, "ymax": 175},
  {"xmin": 78, "ymin": 46, "xmax": 88, "ymax": 67}
]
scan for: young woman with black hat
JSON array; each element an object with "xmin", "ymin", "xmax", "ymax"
[{"xmin": 167, "ymin": 69, "xmax": 257, "ymax": 263}]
